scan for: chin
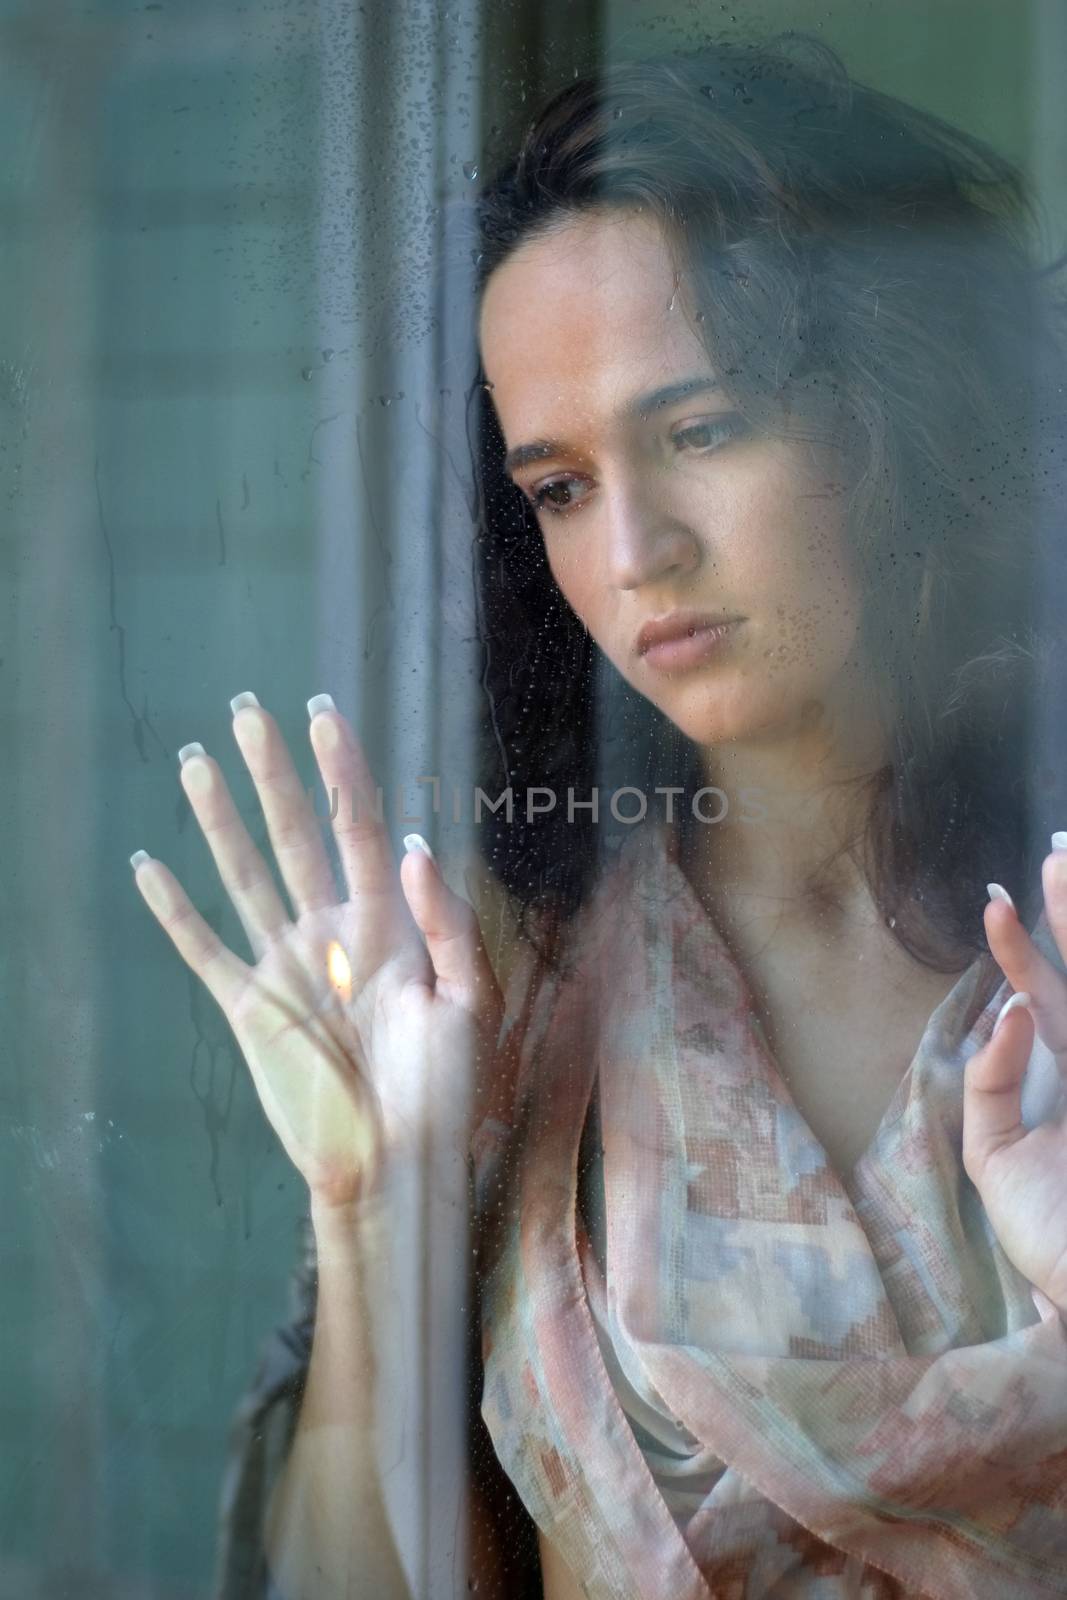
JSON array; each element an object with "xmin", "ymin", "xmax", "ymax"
[{"xmin": 651, "ymin": 679, "xmax": 830, "ymax": 747}]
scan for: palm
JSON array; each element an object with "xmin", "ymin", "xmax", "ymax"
[
  {"xmin": 233, "ymin": 896, "xmax": 484, "ymax": 1199},
  {"xmin": 964, "ymin": 847, "xmax": 1067, "ymax": 1313},
  {"xmin": 973, "ymin": 1116, "xmax": 1067, "ymax": 1308},
  {"xmin": 224, "ymin": 900, "xmax": 399, "ymax": 1201}
]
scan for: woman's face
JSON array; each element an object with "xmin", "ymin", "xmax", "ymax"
[{"xmin": 479, "ymin": 208, "xmax": 866, "ymax": 751}]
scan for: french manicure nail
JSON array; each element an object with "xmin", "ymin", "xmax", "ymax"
[
  {"xmin": 178, "ymin": 742, "xmax": 206, "ymax": 766},
  {"xmin": 129, "ymin": 850, "xmax": 150, "ymax": 871},
  {"xmin": 230, "ymin": 691, "xmax": 260, "ymax": 714},
  {"xmin": 1032, "ymin": 1285, "xmax": 1063, "ymax": 1324},
  {"xmin": 307, "ymin": 694, "xmax": 337, "ymax": 719},
  {"xmin": 1052, "ymin": 832, "xmax": 1067, "ymax": 851},
  {"xmin": 403, "ymin": 832, "xmax": 436, "ymax": 862},
  {"xmin": 993, "ymin": 990, "xmax": 1031, "ymax": 1038},
  {"xmin": 986, "ymin": 882, "xmax": 1015, "ymax": 909}
]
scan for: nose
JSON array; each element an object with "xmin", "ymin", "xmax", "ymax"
[{"xmin": 602, "ymin": 468, "xmax": 702, "ymax": 591}]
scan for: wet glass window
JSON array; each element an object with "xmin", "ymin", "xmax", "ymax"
[{"xmin": 7, "ymin": 3, "xmax": 1067, "ymax": 1596}]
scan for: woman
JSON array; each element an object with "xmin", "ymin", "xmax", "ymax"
[{"xmin": 132, "ymin": 34, "xmax": 1067, "ymax": 1600}]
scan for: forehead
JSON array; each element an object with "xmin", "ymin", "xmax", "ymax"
[{"xmin": 479, "ymin": 209, "xmax": 713, "ymax": 432}]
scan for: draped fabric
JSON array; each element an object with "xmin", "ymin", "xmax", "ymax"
[{"xmin": 472, "ymin": 819, "xmax": 1067, "ymax": 1599}]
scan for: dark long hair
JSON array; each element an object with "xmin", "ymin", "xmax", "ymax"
[{"xmin": 470, "ymin": 33, "xmax": 1067, "ymax": 975}]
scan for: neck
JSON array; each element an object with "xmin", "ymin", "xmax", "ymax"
[{"xmin": 681, "ymin": 696, "xmax": 890, "ymax": 933}]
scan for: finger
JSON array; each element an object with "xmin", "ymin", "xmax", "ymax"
[
  {"xmin": 962, "ymin": 992, "xmax": 1034, "ymax": 1173},
  {"xmin": 176, "ymin": 741, "xmax": 292, "ymax": 959},
  {"xmin": 306, "ymin": 697, "xmax": 400, "ymax": 905},
  {"xmin": 1041, "ymin": 838, "xmax": 1067, "ymax": 976},
  {"xmin": 984, "ymin": 882, "xmax": 1067, "ymax": 1053},
  {"xmin": 399, "ymin": 836, "xmax": 503, "ymax": 1015},
  {"xmin": 230, "ymin": 699, "xmax": 340, "ymax": 918},
  {"xmin": 130, "ymin": 851, "xmax": 251, "ymax": 1016}
]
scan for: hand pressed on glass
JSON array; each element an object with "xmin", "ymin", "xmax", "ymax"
[
  {"xmin": 964, "ymin": 837, "xmax": 1067, "ymax": 1317},
  {"xmin": 129, "ymin": 692, "xmax": 505, "ymax": 1214}
]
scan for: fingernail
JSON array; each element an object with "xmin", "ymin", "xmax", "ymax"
[
  {"xmin": 129, "ymin": 849, "xmax": 150, "ymax": 871},
  {"xmin": 1052, "ymin": 832, "xmax": 1067, "ymax": 851},
  {"xmin": 403, "ymin": 832, "xmax": 436, "ymax": 862},
  {"xmin": 307, "ymin": 694, "xmax": 337, "ymax": 719},
  {"xmin": 178, "ymin": 742, "xmax": 206, "ymax": 766},
  {"xmin": 1032, "ymin": 1285, "xmax": 1063, "ymax": 1324},
  {"xmin": 230, "ymin": 691, "xmax": 260, "ymax": 714},
  {"xmin": 986, "ymin": 882, "xmax": 1015, "ymax": 910},
  {"xmin": 993, "ymin": 990, "xmax": 1031, "ymax": 1038}
]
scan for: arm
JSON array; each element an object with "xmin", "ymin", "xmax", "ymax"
[
  {"xmin": 215, "ymin": 1176, "xmax": 516, "ymax": 1600},
  {"xmin": 261, "ymin": 1196, "xmax": 413, "ymax": 1600},
  {"xmin": 249, "ymin": 902, "xmax": 541, "ymax": 1600}
]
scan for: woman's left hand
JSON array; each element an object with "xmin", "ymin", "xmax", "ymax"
[{"xmin": 962, "ymin": 837, "xmax": 1067, "ymax": 1317}]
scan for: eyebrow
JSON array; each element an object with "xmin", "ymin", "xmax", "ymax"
[{"xmin": 501, "ymin": 375, "xmax": 723, "ymax": 476}]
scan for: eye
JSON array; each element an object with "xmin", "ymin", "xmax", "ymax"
[
  {"xmin": 525, "ymin": 475, "xmax": 593, "ymax": 516},
  {"xmin": 672, "ymin": 414, "xmax": 746, "ymax": 452}
]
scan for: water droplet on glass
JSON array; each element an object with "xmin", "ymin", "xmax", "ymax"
[
  {"xmin": 301, "ymin": 366, "xmax": 314, "ymax": 381},
  {"xmin": 321, "ymin": 348, "xmax": 335, "ymax": 363},
  {"xmin": 462, "ymin": 161, "xmax": 479, "ymax": 181}
]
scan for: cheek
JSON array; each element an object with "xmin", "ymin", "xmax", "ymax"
[
  {"xmin": 796, "ymin": 511, "xmax": 861, "ymax": 636},
  {"xmin": 731, "ymin": 488, "xmax": 861, "ymax": 673},
  {"xmin": 544, "ymin": 540, "xmax": 601, "ymax": 623},
  {"xmin": 780, "ymin": 571, "xmax": 861, "ymax": 681},
  {"xmin": 737, "ymin": 463, "xmax": 857, "ymax": 593}
]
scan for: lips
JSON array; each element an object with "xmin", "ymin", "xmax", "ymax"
[{"xmin": 635, "ymin": 609, "xmax": 742, "ymax": 657}]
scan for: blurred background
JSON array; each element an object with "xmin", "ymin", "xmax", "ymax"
[{"xmin": 2, "ymin": 0, "xmax": 1065, "ymax": 1593}]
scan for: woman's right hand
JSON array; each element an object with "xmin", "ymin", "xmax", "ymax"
[{"xmin": 131, "ymin": 693, "xmax": 506, "ymax": 1213}]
